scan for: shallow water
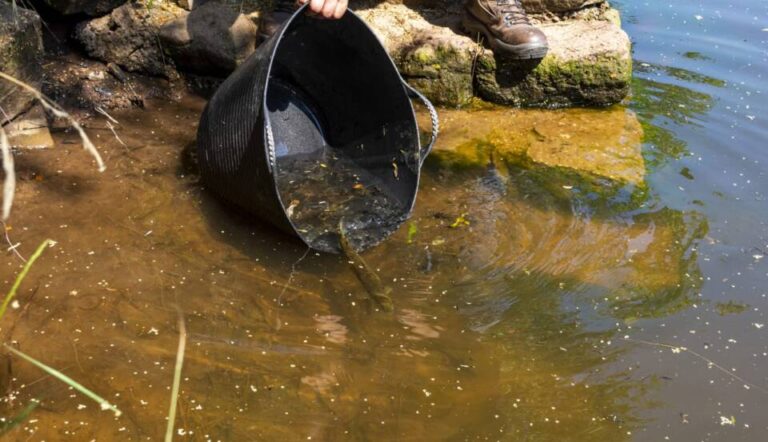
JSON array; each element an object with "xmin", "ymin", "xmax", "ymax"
[
  {"xmin": 275, "ymin": 153, "xmax": 407, "ymax": 253},
  {"xmin": 1, "ymin": 0, "xmax": 768, "ymax": 440}
]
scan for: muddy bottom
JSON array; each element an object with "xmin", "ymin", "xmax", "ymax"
[{"xmin": 275, "ymin": 151, "xmax": 407, "ymax": 253}]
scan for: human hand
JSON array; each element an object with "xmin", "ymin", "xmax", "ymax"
[{"xmin": 298, "ymin": 0, "xmax": 349, "ymax": 19}]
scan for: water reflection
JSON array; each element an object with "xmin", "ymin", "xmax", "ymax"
[{"xmin": 630, "ymin": 61, "xmax": 724, "ymax": 169}]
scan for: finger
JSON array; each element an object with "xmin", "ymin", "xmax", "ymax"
[
  {"xmin": 309, "ymin": 0, "xmax": 324, "ymax": 14},
  {"xmin": 321, "ymin": 0, "xmax": 337, "ymax": 18},
  {"xmin": 333, "ymin": 0, "xmax": 348, "ymax": 18}
]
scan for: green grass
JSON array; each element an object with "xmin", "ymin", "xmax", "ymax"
[
  {"xmin": 1, "ymin": 239, "xmax": 122, "ymax": 436},
  {"xmin": 165, "ymin": 309, "xmax": 187, "ymax": 442},
  {"xmin": 0, "ymin": 399, "xmax": 39, "ymax": 435},
  {"xmin": 3, "ymin": 344, "xmax": 122, "ymax": 417},
  {"xmin": 0, "ymin": 239, "xmax": 53, "ymax": 321}
]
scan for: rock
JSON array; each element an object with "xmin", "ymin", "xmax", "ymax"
[
  {"xmin": 356, "ymin": 3, "xmax": 478, "ymax": 107},
  {"xmin": 5, "ymin": 105, "xmax": 54, "ymax": 150},
  {"xmin": 0, "ymin": 3, "xmax": 44, "ymax": 125},
  {"xmin": 425, "ymin": 105, "xmax": 645, "ymax": 185},
  {"xmin": 159, "ymin": 1, "xmax": 258, "ymax": 76},
  {"xmin": 369, "ymin": 0, "xmax": 609, "ymax": 19},
  {"xmin": 475, "ymin": 21, "xmax": 631, "ymax": 107},
  {"xmin": 358, "ymin": 2, "xmax": 631, "ymax": 108},
  {"xmin": 43, "ymin": 51, "xmax": 184, "ymax": 114},
  {"xmin": 74, "ymin": 1, "xmax": 185, "ymax": 78},
  {"xmin": 173, "ymin": 0, "xmax": 195, "ymax": 10},
  {"xmin": 39, "ymin": 0, "xmax": 127, "ymax": 16},
  {"xmin": 521, "ymin": 0, "xmax": 604, "ymax": 14}
]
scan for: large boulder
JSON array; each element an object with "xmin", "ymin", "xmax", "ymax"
[
  {"xmin": 366, "ymin": 0, "xmax": 610, "ymax": 19},
  {"xmin": 357, "ymin": 3, "xmax": 477, "ymax": 107},
  {"xmin": 0, "ymin": 2, "xmax": 44, "ymax": 125},
  {"xmin": 159, "ymin": 1, "xmax": 258, "ymax": 76},
  {"xmin": 357, "ymin": 2, "xmax": 631, "ymax": 108},
  {"xmin": 39, "ymin": 0, "xmax": 127, "ymax": 16},
  {"xmin": 475, "ymin": 21, "xmax": 632, "ymax": 107},
  {"xmin": 74, "ymin": 1, "xmax": 185, "ymax": 78}
]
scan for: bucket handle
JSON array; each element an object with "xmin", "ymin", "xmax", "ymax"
[{"xmin": 402, "ymin": 81, "xmax": 439, "ymax": 167}]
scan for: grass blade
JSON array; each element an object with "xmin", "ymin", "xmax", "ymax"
[
  {"xmin": 165, "ymin": 308, "xmax": 187, "ymax": 442},
  {"xmin": 0, "ymin": 239, "xmax": 53, "ymax": 321},
  {"xmin": 3, "ymin": 344, "xmax": 121, "ymax": 416},
  {"xmin": 0, "ymin": 398, "xmax": 39, "ymax": 435}
]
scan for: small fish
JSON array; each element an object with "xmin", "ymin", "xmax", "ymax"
[
  {"xmin": 481, "ymin": 150, "xmax": 508, "ymax": 195},
  {"xmin": 338, "ymin": 221, "xmax": 394, "ymax": 312}
]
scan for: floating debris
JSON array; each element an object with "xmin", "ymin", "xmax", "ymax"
[{"xmin": 449, "ymin": 213, "xmax": 470, "ymax": 229}]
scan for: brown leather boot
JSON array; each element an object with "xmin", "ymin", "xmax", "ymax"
[
  {"xmin": 463, "ymin": 0, "xmax": 548, "ymax": 60},
  {"xmin": 258, "ymin": 0, "xmax": 296, "ymax": 42}
]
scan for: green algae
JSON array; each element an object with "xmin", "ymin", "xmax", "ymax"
[
  {"xmin": 399, "ymin": 43, "xmax": 476, "ymax": 107},
  {"xmin": 476, "ymin": 53, "xmax": 633, "ymax": 107}
]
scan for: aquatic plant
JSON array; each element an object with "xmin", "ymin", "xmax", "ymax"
[
  {"xmin": 0, "ymin": 239, "xmax": 122, "ymax": 434},
  {"xmin": 3, "ymin": 345, "xmax": 122, "ymax": 416},
  {"xmin": 165, "ymin": 309, "xmax": 187, "ymax": 442}
]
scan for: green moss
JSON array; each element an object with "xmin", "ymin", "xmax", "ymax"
[{"xmin": 476, "ymin": 51, "xmax": 633, "ymax": 107}]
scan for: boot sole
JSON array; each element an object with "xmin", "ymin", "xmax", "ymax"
[{"xmin": 462, "ymin": 15, "xmax": 549, "ymax": 60}]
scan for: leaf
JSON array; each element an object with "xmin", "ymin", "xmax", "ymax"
[
  {"xmin": 407, "ymin": 223, "xmax": 418, "ymax": 244},
  {"xmin": 449, "ymin": 213, "xmax": 470, "ymax": 228}
]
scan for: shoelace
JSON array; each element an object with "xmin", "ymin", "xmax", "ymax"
[{"xmin": 496, "ymin": 0, "xmax": 531, "ymax": 25}]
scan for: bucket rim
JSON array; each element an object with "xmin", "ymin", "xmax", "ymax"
[{"xmin": 260, "ymin": 4, "xmax": 423, "ymax": 253}]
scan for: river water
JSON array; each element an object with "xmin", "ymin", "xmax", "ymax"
[{"xmin": 1, "ymin": 0, "xmax": 767, "ymax": 440}]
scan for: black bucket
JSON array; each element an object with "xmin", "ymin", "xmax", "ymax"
[{"xmin": 197, "ymin": 5, "xmax": 438, "ymax": 253}]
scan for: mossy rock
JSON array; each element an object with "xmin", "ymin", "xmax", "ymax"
[
  {"xmin": 397, "ymin": 39, "xmax": 477, "ymax": 107},
  {"xmin": 360, "ymin": 3, "xmax": 631, "ymax": 108},
  {"xmin": 475, "ymin": 21, "xmax": 632, "ymax": 107},
  {"xmin": 356, "ymin": 3, "xmax": 479, "ymax": 107},
  {"xmin": 0, "ymin": 3, "xmax": 43, "ymax": 125}
]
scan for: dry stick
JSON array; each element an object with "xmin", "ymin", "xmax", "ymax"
[
  {"xmin": 165, "ymin": 307, "xmax": 187, "ymax": 442},
  {"xmin": 0, "ymin": 72, "xmax": 106, "ymax": 173},
  {"xmin": 625, "ymin": 337, "xmax": 768, "ymax": 395},
  {"xmin": 106, "ymin": 121, "xmax": 127, "ymax": 148},
  {"xmin": 0, "ymin": 219, "xmax": 26, "ymax": 261},
  {"xmin": 0, "ymin": 126, "xmax": 15, "ymax": 221},
  {"xmin": 94, "ymin": 106, "xmax": 119, "ymax": 124}
]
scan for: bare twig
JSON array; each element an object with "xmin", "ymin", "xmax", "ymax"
[
  {"xmin": 94, "ymin": 106, "xmax": 119, "ymax": 124},
  {"xmin": 106, "ymin": 121, "xmax": 126, "ymax": 148},
  {"xmin": 0, "ymin": 126, "xmax": 15, "ymax": 221},
  {"xmin": 1, "ymin": 221, "xmax": 26, "ymax": 262}
]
